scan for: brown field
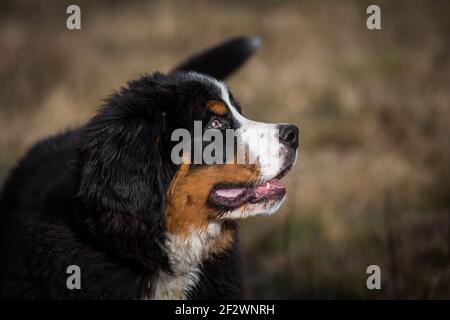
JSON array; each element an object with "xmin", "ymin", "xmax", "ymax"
[{"xmin": 0, "ymin": 0, "xmax": 449, "ymax": 298}]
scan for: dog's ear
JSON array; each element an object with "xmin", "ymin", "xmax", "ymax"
[
  {"xmin": 74, "ymin": 78, "xmax": 173, "ymax": 226},
  {"xmin": 171, "ymin": 36, "xmax": 261, "ymax": 80}
]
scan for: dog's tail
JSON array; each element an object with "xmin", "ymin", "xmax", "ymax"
[{"xmin": 171, "ymin": 36, "xmax": 261, "ymax": 80}]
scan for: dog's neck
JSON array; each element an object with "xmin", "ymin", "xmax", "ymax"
[
  {"xmin": 150, "ymin": 221, "xmax": 235, "ymax": 299},
  {"xmin": 166, "ymin": 221, "xmax": 232, "ymax": 273}
]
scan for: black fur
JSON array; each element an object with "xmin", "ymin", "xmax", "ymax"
[
  {"xmin": 0, "ymin": 37, "xmax": 257, "ymax": 299},
  {"xmin": 172, "ymin": 36, "xmax": 261, "ymax": 80}
]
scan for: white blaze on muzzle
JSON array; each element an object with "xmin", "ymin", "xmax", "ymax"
[{"xmin": 218, "ymin": 81, "xmax": 286, "ymax": 181}]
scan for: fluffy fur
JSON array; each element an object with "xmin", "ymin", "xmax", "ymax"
[{"xmin": 0, "ymin": 37, "xmax": 298, "ymax": 299}]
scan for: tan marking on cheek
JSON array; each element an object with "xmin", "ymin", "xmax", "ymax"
[
  {"xmin": 165, "ymin": 164, "xmax": 259, "ymax": 251},
  {"xmin": 206, "ymin": 100, "xmax": 228, "ymax": 116}
]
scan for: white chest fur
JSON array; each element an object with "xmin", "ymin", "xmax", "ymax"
[{"xmin": 149, "ymin": 222, "xmax": 223, "ymax": 300}]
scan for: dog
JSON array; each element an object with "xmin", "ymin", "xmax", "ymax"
[{"xmin": 0, "ymin": 37, "xmax": 299, "ymax": 299}]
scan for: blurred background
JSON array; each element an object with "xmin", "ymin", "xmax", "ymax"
[{"xmin": 0, "ymin": 0, "xmax": 449, "ymax": 299}]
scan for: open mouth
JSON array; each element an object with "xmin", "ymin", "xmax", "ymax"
[
  {"xmin": 209, "ymin": 164, "xmax": 292, "ymax": 209},
  {"xmin": 210, "ymin": 178, "xmax": 286, "ymax": 208}
]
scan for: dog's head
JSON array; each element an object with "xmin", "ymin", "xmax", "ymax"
[
  {"xmin": 75, "ymin": 71, "xmax": 298, "ymax": 239},
  {"xmin": 73, "ymin": 39, "xmax": 299, "ymax": 266}
]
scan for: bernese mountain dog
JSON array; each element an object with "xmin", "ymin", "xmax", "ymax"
[{"xmin": 0, "ymin": 37, "xmax": 299, "ymax": 299}]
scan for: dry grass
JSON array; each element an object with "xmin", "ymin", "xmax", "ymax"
[{"xmin": 1, "ymin": 0, "xmax": 449, "ymax": 298}]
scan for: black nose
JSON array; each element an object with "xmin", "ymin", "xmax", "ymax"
[{"xmin": 279, "ymin": 124, "xmax": 299, "ymax": 149}]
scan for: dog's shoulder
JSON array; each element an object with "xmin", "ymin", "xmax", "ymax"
[
  {"xmin": 0, "ymin": 129, "xmax": 79, "ymax": 298},
  {"xmin": 0, "ymin": 129, "xmax": 79, "ymax": 214}
]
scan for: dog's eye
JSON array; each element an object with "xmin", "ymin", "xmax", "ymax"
[{"xmin": 208, "ymin": 118, "xmax": 224, "ymax": 129}]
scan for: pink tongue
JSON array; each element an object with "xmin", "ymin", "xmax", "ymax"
[
  {"xmin": 213, "ymin": 179, "xmax": 285, "ymax": 201},
  {"xmin": 255, "ymin": 179, "xmax": 285, "ymax": 196},
  {"xmin": 214, "ymin": 188, "xmax": 245, "ymax": 199}
]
